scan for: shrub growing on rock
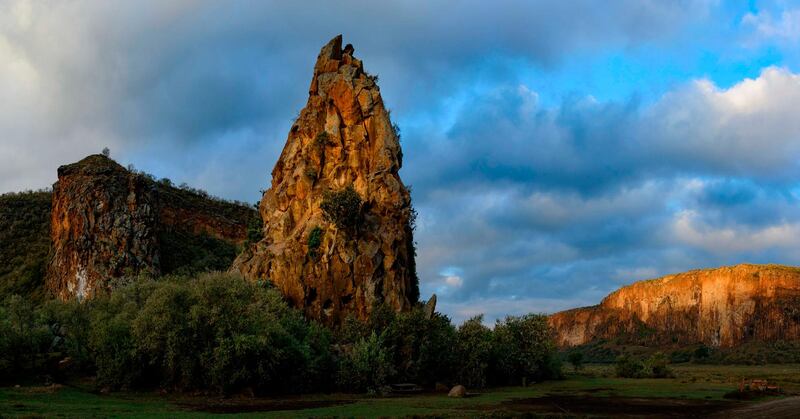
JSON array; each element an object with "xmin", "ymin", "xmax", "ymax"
[{"xmin": 320, "ymin": 185, "xmax": 363, "ymax": 233}]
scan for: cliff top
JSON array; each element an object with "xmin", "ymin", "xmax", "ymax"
[
  {"xmin": 57, "ymin": 154, "xmax": 126, "ymax": 177},
  {"xmin": 552, "ymin": 263, "xmax": 800, "ymax": 315}
]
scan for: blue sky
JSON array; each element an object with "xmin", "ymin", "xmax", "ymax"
[{"xmin": 2, "ymin": 0, "xmax": 800, "ymax": 323}]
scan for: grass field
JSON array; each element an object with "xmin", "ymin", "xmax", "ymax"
[{"xmin": 1, "ymin": 364, "xmax": 798, "ymax": 418}]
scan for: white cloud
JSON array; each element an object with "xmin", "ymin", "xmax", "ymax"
[
  {"xmin": 743, "ymin": 8, "xmax": 800, "ymax": 42},
  {"xmin": 672, "ymin": 209, "xmax": 800, "ymax": 254},
  {"xmin": 647, "ymin": 67, "xmax": 800, "ymax": 179}
]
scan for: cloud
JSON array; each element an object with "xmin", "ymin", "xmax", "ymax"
[
  {"xmin": 411, "ymin": 67, "xmax": 800, "ymax": 321},
  {"xmin": 0, "ymin": 0, "xmax": 714, "ymax": 194},
  {"xmin": 2, "ymin": 1, "xmax": 799, "ymax": 323},
  {"xmin": 743, "ymin": 7, "xmax": 800, "ymax": 42}
]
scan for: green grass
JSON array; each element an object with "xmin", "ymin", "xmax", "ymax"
[{"xmin": 2, "ymin": 364, "xmax": 798, "ymax": 418}]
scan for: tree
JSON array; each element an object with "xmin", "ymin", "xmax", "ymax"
[
  {"xmin": 456, "ymin": 315, "xmax": 493, "ymax": 388},
  {"xmin": 567, "ymin": 352, "xmax": 584, "ymax": 372},
  {"xmin": 492, "ymin": 314, "xmax": 561, "ymax": 385},
  {"xmin": 102, "ymin": 147, "xmax": 110, "ymax": 157}
]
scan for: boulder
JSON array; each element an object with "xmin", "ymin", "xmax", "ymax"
[{"xmin": 448, "ymin": 385, "xmax": 467, "ymax": 398}]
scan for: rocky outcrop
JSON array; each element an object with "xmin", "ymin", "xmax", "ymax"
[
  {"xmin": 46, "ymin": 154, "xmax": 255, "ymax": 300},
  {"xmin": 233, "ymin": 35, "xmax": 419, "ymax": 324},
  {"xmin": 549, "ymin": 264, "xmax": 800, "ymax": 348}
]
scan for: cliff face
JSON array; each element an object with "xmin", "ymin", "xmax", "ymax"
[
  {"xmin": 233, "ymin": 35, "xmax": 419, "ymax": 324},
  {"xmin": 46, "ymin": 154, "xmax": 255, "ymax": 300},
  {"xmin": 549, "ymin": 264, "xmax": 800, "ymax": 348}
]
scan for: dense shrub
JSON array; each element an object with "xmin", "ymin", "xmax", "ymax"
[
  {"xmin": 615, "ymin": 354, "xmax": 647, "ymax": 378},
  {"xmin": 157, "ymin": 230, "xmax": 238, "ymax": 276},
  {"xmin": 567, "ymin": 352, "xmax": 584, "ymax": 372},
  {"xmin": 0, "ymin": 274, "xmax": 561, "ymax": 394},
  {"xmin": 86, "ymin": 273, "xmax": 334, "ymax": 394},
  {"xmin": 245, "ymin": 211, "xmax": 264, "ymax": 247},
  {"xmin": 615, "ymin": 353, "xmax": 673, "ymax": 378},
  {"xmin": 320, "ymin": 185, "xmax": 363, "ymax": 233},
  {"xmin": 307, "ymin": 226, "xmax": 324, "ymax": 259},
  {"xmin": 336, "ymin": 332, "xmax": 394, "ymax": 393},
  {"xmin": 492, "ymin": 314, "xmax": 562, "ymax": 385},
  {"xmin": 0, "ymin": 191, "xmax": 52, "ymax": 301},
  {"xmin": 0, "ymin": 295, "xmax": 53, "ymax": 377},
  {"xmin": 455, "ymin": 315, "xmax": 493, "ymax": 388}
]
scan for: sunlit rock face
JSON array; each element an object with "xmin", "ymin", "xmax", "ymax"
[
  {"xmin": 233, "ymin": 35, "xmax": 419, "ymax": 324},
  {"xmin": 549, "ymin": 264, "xmax": 800, "ymax": 348},
  {"xmin": 46, "ymin": 154, "xmax": 254, "ymax": 300}
]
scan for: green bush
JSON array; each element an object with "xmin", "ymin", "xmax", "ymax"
[
  {"xmin": 0, "ymin": 273, "xmax": 562, "ymax": 394},
  {"xmin": 647, "ymin": 352, "xmax": 674, "ymax": 378},
  {"xmin": 320, "ymin": 185, "xmax": 363, "ymax": 233},
  {"xmin": 615, "ymin": 353, "xmax": 673, "ymax": 378},
  {"xmin": 0, "ymin": 295, "xmax": 53, "ymax": 377},
  {"xmin": 337, "ymin": 332, "xmax": 394, "ymax": 393},
  {"xmin": 0, "ymin": 191, "xmax": 52, "ymax": 301},
  {"xmin": 456, "ymin": 315, "xmax": 493, "ymax": 388},
  {"xmin": 567, "ymin": 352, "xmax": 584, "ymax": 372},
  {"xmin": 245, "ymin": 212, "xmax": 264, "ymax": 247},
  {"xmin": 492, "ymin": 314, "xmax": 561, "ymax": 385},
  {"xmin": 71, "ymin": 273, "xmax": 333, "ymax": 394},
  {"xmin": 615, "ymin": 354, "xmax": 647, "ymax": 378},
  {"xmin": 307, "ymin": 226, "xmax": 324, "ymax": 259}
]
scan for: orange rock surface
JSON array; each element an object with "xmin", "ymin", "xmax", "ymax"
[
  {"xmin": 549, "ymin": 264, "xmax": 800, "ymax": 347},
  {"xmin": 233, "ymin": 35, "xmax": 419, "ymax": 324},
  {"xmin": 46, "ymin": 154, "xmax": 254, "ymax": 299}
]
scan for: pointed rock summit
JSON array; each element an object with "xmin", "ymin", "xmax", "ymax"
[{"xmin": 233, "ymin": 35, "xmax": 419, "ymax": 323}]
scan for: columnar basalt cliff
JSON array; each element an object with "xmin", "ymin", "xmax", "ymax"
[
  {"xmin": 549, "ymin": 264, "xmax": 800, "ymax": 348},
  {"xmin": 233, "ymin": 35, "xmax": 419, "ymax": 323},
  {"xmin": 46, "ymin": 154, "xmax": 255, "ymax": 300}
]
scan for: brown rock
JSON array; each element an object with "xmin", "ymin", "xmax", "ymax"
[
  {"xmin": 232, "ymin": 35, "xmax": 419, "ymax": 324},
  {"xmin": 448, "ymin": 385, "xmax": 467, "ymax": 398},
  {"xmin": 424, "ymin": 294, "xmax": 437, "ymax": 320},
  {"xmin": 549, "ymin": 264, "xmax": 800, "ymax": 348},
  {"xmin": 46, "ymin": 154, "xmax": 255, "ymax": 299}
]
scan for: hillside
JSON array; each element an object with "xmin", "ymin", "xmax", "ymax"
[
  {"xmin": 0, "ymin": 191, "xmax": 52, "ymax": 300},
  {"xmin": 549, "ymin": 264, "xmax": 800, "ymax": 348}
]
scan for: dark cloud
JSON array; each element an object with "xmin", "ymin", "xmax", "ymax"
[{"xmin": 2, "ymin": 1, "xmax": 799, "ymax": 324}]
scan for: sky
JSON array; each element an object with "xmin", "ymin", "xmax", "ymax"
[{"xmin": 2, "ymin": 0, "xmax": 800, "ymax": 324}]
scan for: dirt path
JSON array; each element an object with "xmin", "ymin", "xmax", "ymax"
[{"xmin": 715, "ymin": 396, "xmax": 800, "ymax": 419}]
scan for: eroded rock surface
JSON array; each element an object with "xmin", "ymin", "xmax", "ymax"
[
  {"xmin": 549, "ymin": 264, "xmax": 800, "ymax": 347},
  {"xmin": 233, "ymin": 35, "xmax": 419, "ymax": 323},
  {"xmin": 46, "ymin": 154, "xmax": 255, "ymax": 299}
]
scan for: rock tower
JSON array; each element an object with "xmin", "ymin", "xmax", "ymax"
[{"xmin": 233, "ymin": 35, "xmax": 419, "ymax": 323}]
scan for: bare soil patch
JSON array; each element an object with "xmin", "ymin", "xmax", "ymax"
[
  {"xmin": 178, "ymin": 397, "xmax": 353, "ymax": 414},
  {"xmin": 498, "ymin": 394, "xmax": 742, "ymax": 417}
]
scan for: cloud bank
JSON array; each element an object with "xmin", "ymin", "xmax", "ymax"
[{"xmin": 1, "ymin": 1, "xmax": 799, "ymax": 324}]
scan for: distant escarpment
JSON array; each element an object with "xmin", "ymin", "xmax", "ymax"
[
  {"xmin": 46, "ymin": 154, "xmax": 256, "ymax": 300},
  {"xmin": 233, "ymin": 35, "xmax": 419, "ymax": 324},
  {"xmin": 549, "ymin": 264, "xmax": 800, "ymax": 348}
]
